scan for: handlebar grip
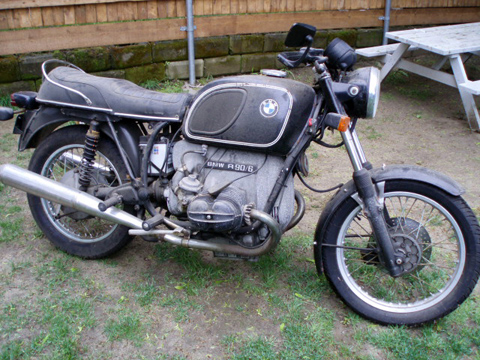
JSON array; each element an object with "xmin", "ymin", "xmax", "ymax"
[{"xmin": 277, "ymin": 53, "xmax": 298, "ymax": 68}]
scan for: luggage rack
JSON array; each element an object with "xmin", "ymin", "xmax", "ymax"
[{"xmin": 41, "ymin": 59, "xmax": 93, "ymax": 106}]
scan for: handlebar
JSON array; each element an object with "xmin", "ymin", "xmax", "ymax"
[{"xmin": 277, "ymin": 47, "xmax": 325, "ymax": 68}]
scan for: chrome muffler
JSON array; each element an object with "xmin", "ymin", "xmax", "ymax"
[
  {"xmin": 0, "ymin": 164, "xmax": 143, "ymax": 229},
  {"xmin": 0, "ymin": 164, "xmax": 282, "ymax": 256}
]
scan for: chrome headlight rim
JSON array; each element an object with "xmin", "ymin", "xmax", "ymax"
[{"xmin": 366, "ymin": 66, "xmax": 381, "ymax": 119}]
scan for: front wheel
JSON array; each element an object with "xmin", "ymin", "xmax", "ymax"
[
  {"xmin": 319, "ymin": 180, "xmax": 480, "ymax": 325},
  {"xmin": 27, "ymin": 126, "xmax": 134, "ymax": 259}
]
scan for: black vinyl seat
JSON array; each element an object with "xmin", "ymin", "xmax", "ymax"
[{"xmin": 37, "ymin": 66, "xmax": 192, "ymax": 120}]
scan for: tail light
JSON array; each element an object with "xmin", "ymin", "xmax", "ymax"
[{"xmin": 10, "ymin": 93, "xmax": 17, "ymax": 107}]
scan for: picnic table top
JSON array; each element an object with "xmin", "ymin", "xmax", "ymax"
[{"xmin": 386, "ymin": 22, "xmax": 480, "ymax": 56}]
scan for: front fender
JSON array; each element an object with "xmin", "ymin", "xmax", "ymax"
[{"xmin": 313, "ymin": 165, "xmax": 464, "ymax": 274}]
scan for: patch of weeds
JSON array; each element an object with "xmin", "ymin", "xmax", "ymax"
[
  {"xmin": 0, "ymin": 217, "xmax": 24, "ymax": 243},
  {"xmin": 159, "ymin": 293, "xmax": 203, "ymax": 323},
  {"xmin": 197, "ymin": 75, "xmax": 213, "ymax": 86},
  {"xmin": 0, "ymin": 133, "xmax": 17, "ymax": 152},
  {"xmin": 398, "ymin": 85, "xmax": 434, "ymax": 102},
  {"xmin": 0, "ymin": 95, "xmax": 12, "ymax": 107},
  {"xmin": 229, "ymin": 336, "xmax": 277, "ymax": 360},
  {"xmin": 229, "ymin": 299, "xmax": 337, "ymax": 359},
  {"xmin": 155, "ymin": 242, "xmax": 226, "ymax": 292},
  {"xmin": 104, "ymin": 310, "xmax": 145, "ymax": 346},
  {"xmin": 384, "ymin": 70, "xmax": 409, "ymax": 85},
  {"xmin": 359, "ymin": 313, "xmax": 478, "ymax": 360},
  {"xmin": 1, "ymin": 295, "xmax": 96, "ymax": 359},
  {"xmin": 35, "ymin": 254, "xmax": 81, "ymax": 289},
  {"xmin": 0, "ymin": 339, "xmax": 25, "ymax": 360},
  {"xmin": 123, "ymin": 277, "xmax": 161, "ymax": 306},
  {"xmin": 250, "ymin": 247, "xmax": 292, "ymax": 289},
  {"xmin": 141, "ymin": 79, "xmax": 185, "ymax": 93},
  {"xmin": 98, "ymin": 258, "xmax": 119, "ymax": 267},
  {"xmin": 364, "ymin": 125, "xmax": 382, "ymax": 140},
  {"xmin": 0, "ymin": 301, "xmax": 31, "ymax": 336},
  {"xmin": 287, "ymin": 265, "xmax": 328, "ymax": 299},
  {"xmin": 381, "ymin": 92, "xmax": 395, "ymax": 101},
  {"xmin": 10, "ymin": 260, "xmax": 32, "ymax": 274}
]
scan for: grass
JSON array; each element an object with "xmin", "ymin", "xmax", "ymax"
[
  {"xmin": 141, "ymin": 79, "xmax": 185, "ymax": 93},
  {"xmin": 1, "ymin": 70, "xmax": 480, "ymax": 359}
]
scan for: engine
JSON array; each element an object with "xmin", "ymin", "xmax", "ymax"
[{"xmin": 162, "ymin": 140, "xmax": 295, "ymax": 244}]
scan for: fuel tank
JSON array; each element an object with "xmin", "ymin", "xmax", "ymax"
[{"xmin": 182, "ymin": 75, "xmax": 315, "ymax": 155}]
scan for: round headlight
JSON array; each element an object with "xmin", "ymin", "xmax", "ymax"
[
  {"xmin": 366, "ymin": 67, "xmax": 381, "ymax": 118},
  {"xmin": 342, "ymin": 67, "xmax": 381, "ymax": 119}
]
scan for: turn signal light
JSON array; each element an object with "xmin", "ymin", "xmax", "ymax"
[
  {"xmin": 338, "ymin": 116, "xmax": 351, "ymax": 132},
  {"xmin": 324, "ymin": 113, "xmax": 351, "ymax": 132}
]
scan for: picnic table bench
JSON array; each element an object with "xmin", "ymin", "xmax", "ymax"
[{"xmin": 356, "ymin": 22, "xmax": 480, "ymax": 130}]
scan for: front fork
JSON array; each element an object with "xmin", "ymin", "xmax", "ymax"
[{"xmin": 341, "ymin": 128, "xmax": 403, "ymax": 277}]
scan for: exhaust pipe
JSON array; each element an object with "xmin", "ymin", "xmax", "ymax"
[
  {"xmin": 130, "ymin": 209, "xmax": 282, "ymax": 256},
  {"xmin": 0, "ymin": 164, "xmax": 143, "ymax": 229},
  {"xmin": 0, "ymin": 164, "xmax": 282, "ymax": 256}
]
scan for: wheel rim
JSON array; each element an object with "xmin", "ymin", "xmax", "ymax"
[
  {"xmin": 336, "ymin": 191, "xmax": 466, "ymax": 313},
  {"xmin": 40, "ymin": 144, "xmax": 123, "ymax": 243}
]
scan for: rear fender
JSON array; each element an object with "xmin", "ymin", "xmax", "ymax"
[
  {"xmin": 17, "ymin": 106, "xmax": 142, "ymax": 176},
  {"xmin": 313, "ymin": 165, "xmax": 464, "ymax": 274}
]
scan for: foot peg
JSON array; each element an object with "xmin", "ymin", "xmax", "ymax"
[
  {"xmin": 98, "ymin": 194, "xmax": 123, "ymax": 212},
  {"xmin": 142, "ymin": 214, "xmax": 164, "ymax": 231}
]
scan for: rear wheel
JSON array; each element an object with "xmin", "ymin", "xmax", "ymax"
[
  {"xmin": 319, "ymin": 180, "xmax": 480, "ymax": 325},
  {"xmin": 27, "ymin": 126, "xmax": 134, "ymax": 258}
]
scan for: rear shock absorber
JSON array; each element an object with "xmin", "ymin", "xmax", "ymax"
[{"xmin": 78, "ymin": 120, "xmax": 100, "ymax": 192}]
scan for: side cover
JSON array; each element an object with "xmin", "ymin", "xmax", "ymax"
[{"xmin": 183, "ymin": 75, "xmax": 315, "ymax": 155}]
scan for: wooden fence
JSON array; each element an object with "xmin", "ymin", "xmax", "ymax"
[{"xmin": 1, "ymin": 0, "xmax": 479, "ymax": 55}]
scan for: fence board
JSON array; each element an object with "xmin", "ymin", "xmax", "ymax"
[
  {"xmin": 63, "ymin": 5, "xmax": 75, "ymax": 25},
  {"xmin": 0, "ymin": 10, "xmax": 8, "ymax": 29},
  {"xmin": 96, "ymin": 3, "xmax": 107, "ymax": 21},
  {"xmin": 147, "ymin": 1, "xmax": 158, "ymax": 18},
  {"xmin": 107, "ymin": 2, "xmax": 118, "ymax": 21},
  {"xmin": 2, "ymin": 7, "xmax": 478, "ymax": 56},
  {"xmin": 204, "ymin": 0, "xmax": 214, "ymax": 15},
  {"xmin": 177, "ymin": 0, "xmax": 186, "ymax": 17},
  {"xmin": 157, "ymin": 1, "xmax": 167, "ymax": 18},
  {"xmin": 137, "ymin": 2, "xmax": 147, "ymax": 19},
  {"xmin": 230, "ymin": 0, "xmax": 239, "ymax": 14},
  {"xmin": 75, "ymin": 5, "xmax": 87, "ymax": 24},
  {"xmin": 41, "ymin": 7, "xmax": 55, "ymax": 26},
  {"xmin": 0, "ymin": 0, "xmax": 147, "ymax": 10}
]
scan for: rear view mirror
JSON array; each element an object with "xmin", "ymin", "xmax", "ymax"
[{"xmin": 285, "ymin": 23, "xmax": 317, "ymax": 47}]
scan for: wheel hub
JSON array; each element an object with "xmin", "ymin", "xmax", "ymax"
[
  {"xmin": 391, "ymin": 233, "xmax": 423, "ymax": 273},
  {"xmin": 387, "ymin": 217, "xmax": 432, "ymax": 275}
]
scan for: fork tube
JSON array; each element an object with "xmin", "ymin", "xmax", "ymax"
[
  {"xmin": 341, "ymin": 128, "xmax": 363, "ymax": 172},
  {"xmin": 351, "ymin": 129, "xmax": 368, "ymax": 165}
]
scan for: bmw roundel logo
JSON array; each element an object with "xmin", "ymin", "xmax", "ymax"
[{"xmin": 259, "ymin": 99, "xmax": 279, "ymax": 118}]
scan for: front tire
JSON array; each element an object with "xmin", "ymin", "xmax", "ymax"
[
  {"xmin": 319, "ymin": 180, "xmax": 480, "ymax": 325},
  {"xmin": 27, "ymin": 126, "xmax": 134, "ymax": 259}
]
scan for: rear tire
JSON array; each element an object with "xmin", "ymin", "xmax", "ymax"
[
  {"xmin": 27, "ymin": 126, "xmax": 134, "ymax": 259},
  {"xmin": 318, "ymin": 180, "xmax": 480, "ymax": 325}
]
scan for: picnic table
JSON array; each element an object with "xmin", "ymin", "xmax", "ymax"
[{"xmin": 356, "ymin": 22, "xmax": 480, "ymax": 131}]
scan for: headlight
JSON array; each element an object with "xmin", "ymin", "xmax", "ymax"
[{"xmin": 342, "ymin": 67, "xmax": 381, "ymax": 119}]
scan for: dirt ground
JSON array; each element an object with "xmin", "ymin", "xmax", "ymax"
[{"xmin": 0, "ymin": 55, "xmax": 479, "ymax": 359}]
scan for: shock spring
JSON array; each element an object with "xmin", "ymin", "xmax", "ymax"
[{"xmin": 78, "ymin": 120, "xmax": 100, "ymax": 191}]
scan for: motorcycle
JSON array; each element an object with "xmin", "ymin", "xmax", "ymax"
[{"xmin": 0, "ymin": 23, "xmax": 479, "ymax": 326}]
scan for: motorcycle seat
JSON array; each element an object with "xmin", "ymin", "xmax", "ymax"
[{"xmin": 37, "ymin": 66, "xmax": 193, "ymax": 121}]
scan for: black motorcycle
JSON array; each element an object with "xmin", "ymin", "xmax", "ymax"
[{"xmin": 1, "ymin": 23, "xmax": 479, "ymax": 326}]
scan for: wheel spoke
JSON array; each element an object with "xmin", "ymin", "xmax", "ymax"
[
  {"xmin": 41, "ymin": 144, "xmax": 123, "ymax": 243},
  {"xmin": 333, "ymin": 189, "xmax": 465, "ymax": 313}
]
